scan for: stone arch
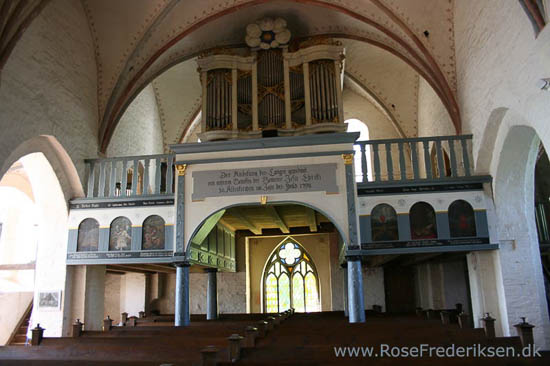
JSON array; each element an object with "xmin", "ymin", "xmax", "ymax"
[
  {"xmin": 492, "ymin": 123, "xmax": 550, "ymax": 346},
  {"xmin": 474, "ymin": 107, "xmax": 509, "ymax": 175},
  {"xmin": 0, "ymin": 142, "xmax": 79, "ymax": 338},
  {"xmin": 185, "ymin": 201, "xmax": 349, "ymax": 257},
  {"xmin": 0, "ymin": 135, "xmax": 84, "ymax": 202}
]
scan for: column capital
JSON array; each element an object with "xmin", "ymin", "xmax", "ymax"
[
  {"xmin": 205, "ymin": 267, "xmax": 218, "ymax": 273},
  {"xmin": 176, "ymin": 164, "xmax": 187, "ymax": 176},
  {"xmin": 345, "ymin": 255, "xmax": 362, "ymax": 262},
  {"xmin": 173, "ymin": 261, "xmax": 191, "ymax": 268}
]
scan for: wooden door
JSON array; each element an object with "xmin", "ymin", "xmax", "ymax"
[{"xmin": 384, "ymin": 265, "xmax": 416, "ymax": 314}]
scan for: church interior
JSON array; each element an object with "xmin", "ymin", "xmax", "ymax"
[{"xmin": 0, "ymin": 0, "xmax": 550, "ymax": 364}]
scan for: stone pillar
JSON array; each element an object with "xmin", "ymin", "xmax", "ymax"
[
  {"xmin": 342, "ymin": 264, "xmax": 349, "ymax": 317},
  {"xmin": 175, "ymin": 261, "xmax": 190, "ymax": 326},
  {"xmin": 347, "ymin": 257, "xmax": 366, "ymax": 323},
  {"xmin": 84, "ymin": 265, "xmax": 106, "ymax": 331},
  {"xmin": 466, "ymin": 251, "xmax": 508, "ymax": 336},
  {"xmin": 206, "ymin": 268, "xmax": 218, "ymax": 320}
]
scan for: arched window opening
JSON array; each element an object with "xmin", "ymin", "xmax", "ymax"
[
  {"xmin": 346, "ymin": 119, "xmax": 372, "ymax": 182},
  {"xmin": 263, "ymin": 239, "xmax": 320, "ymax": 313},
  {"xmin": 77, "ymin": 218, "xmax": 99, "ymax": 252},
  {"xmin": 371, "ymin": 204, "xmax": 399, "ymax": 241},
  {"xmin": 109, "ymin": 217, "xmax": 132, "ymax": 251},
  {"xmin": 142, "ymin": 215, "xmax": 165, "ymax": 250},
  {"xmin": 448, "ymin": 200, "xmax": 477, "ymax": 238},
  {"xmin": 409, "ymin": 202, "xmax": 437, "ymax": 240}
]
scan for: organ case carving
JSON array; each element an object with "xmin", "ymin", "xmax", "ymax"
[{"xmin": 197, "ymin": 38, "xmax": 345, "ymax": 141}]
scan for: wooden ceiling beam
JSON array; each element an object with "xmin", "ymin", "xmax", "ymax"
[
  {"xmin": 366, "ymin": 255, "xmax": 400, "ymax": 268},
  {"xmin": 145, "ymin": 263, "xmax": 176, "ymax": 273},
  {"xmin": 108, "ymin": 264, "xmax": 156, "ymax": 275},
  {"xmin": 229, "ymin": 208, "xmax": 262, "ymax": 235},
  {"xmin": 305, "ymin": 207, "xmax": 318, "ymax": 232},
  {"xmin": 265, "ymin": 206, "xmax": 289, "ymax": 234},
  {"xmin": 218, "ymin": 217, "xmax": 237, "ymax": 232},
  {"xmin": 400, "ymin": 253, "xmax": 443, "ymax": 267}
]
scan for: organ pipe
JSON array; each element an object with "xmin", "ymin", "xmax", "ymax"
[{"xmin": 200, "ymin": 47, "xmax": 342, "ymax": 135}]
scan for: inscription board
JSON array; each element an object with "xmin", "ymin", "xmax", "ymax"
[
  {"xmin": 357, "ymin": 183, "xmax": 484, "ymax": 196},
  {"xmin": 192, "ymin": 163, "xmax": 338, "ymax": 200},
  {"xmin": 67, "ymin": 250, "xmax": 173, "ymax": 262},
  {"xmin": 70, "ymin": 198, "xmax": 174, "ymax": 210},
  {"xmin": 361, "ymin": 237, "xmax": 490, "ymax": 250}
]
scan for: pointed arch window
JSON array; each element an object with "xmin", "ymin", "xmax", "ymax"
[{"xmin": 263, "ymin": 239, "xmax": 320, "ymax": 313}]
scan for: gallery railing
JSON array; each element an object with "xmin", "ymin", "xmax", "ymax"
[
  {"xmin": 82, "ymin": 135, "xmax": 479, "ymax": 199},
  {"xmin": 84, "ymin": 154, "xmax": 175, "ymax": 198},
  {"xmin": 353, "ymin": 135, "xmax": 475, "ymax": 184}
]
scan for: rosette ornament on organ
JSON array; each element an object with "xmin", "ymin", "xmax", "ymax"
[{"xmin": 196, "ymin": 18, "xmax": 345, "ymax": 141}]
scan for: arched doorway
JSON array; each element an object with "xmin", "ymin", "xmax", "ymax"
[
  {"xmin": 184, "ymin": 202, "xmax": 346, "ymax": 317},
  {"xmin": 263, "ymin": 237, "xmax": 320, "ymax": 313},
  {"xmin": 0, "ymin": 136, "xmax": 83, "ymax": 341}
]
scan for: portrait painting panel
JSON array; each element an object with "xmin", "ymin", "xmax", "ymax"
[
  {"xmin": 142, "ymin": 215, "xmax": 165, "ymax": 250},
  {"xmin": 371, "ymin": 204, "xmax": 399, "ymax": 241},
  {"xmin": 449, "ymin": 200, "xmax": 477, "ymax": 237},
  {"xmin": 77, "ymin": 218, "xmax": 99, "ymax": 252},
  {"xmin": 409, "ymin": 202, "xmax": 438, "ymax": 240},
  {"xmin": 109, "ymin": 217, "xmax": 132, "ymax": 251}
]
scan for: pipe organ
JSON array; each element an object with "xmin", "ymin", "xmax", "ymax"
[{"xmin": 197, "ymin": 18, "xmax": 345, "ymax": 141}]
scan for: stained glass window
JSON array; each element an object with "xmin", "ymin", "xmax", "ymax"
[{"xmin": 263, "ymin": 238, "xmax": 320, "ymax": 313}]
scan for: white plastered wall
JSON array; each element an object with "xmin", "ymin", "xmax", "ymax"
[{"xmin": 362, "ymin": 267, "xmax": 385, "ymax": 311}]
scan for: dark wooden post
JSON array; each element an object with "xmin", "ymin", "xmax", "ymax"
[
  {"xmin": 72, "ymin": 319, "xmax": 83, "ymax": 337},
  {"xmin": 245, "ymin": 326, "xmax": 258, "ymax": 348},
  {"xmin": 201, "ymin": 345, "xmax": 218, "ymax": 366},
  {"xmin": 440, "ymin": 311, "xmax": 451, "ymax": 325},
  {"xmin": 458, "ymin": 313, "xmax": 472, "ymax": 328},
  {"xmin": 128, "ymin": 316, "xmax": 138, "ymax": 327},
  {"xmin": 103, "ymin": 316, "xmax": 113, "ymax": 331},
  {"xmin": 266, "ymin": 316, "xmax": 275, "ymax": 330},
  {"xmin": 514, "ymin": 317, "xmax": 535, "ymax": 347},
  {"xmin": 256, "ymin": 320, "xmax": 268, "ymax": 337},
  {"xmin": 31, "ymin": 324, "xmax": 44, "ymax": 346},
  {"xmin": 273, "ymin": 313, "xmax": 282, "ymax": 325},
  {"xmin": 481, "ymin": 313, "xmax": 496, "ymax": 338},
  {"xmin": 227, "ymin": 334, "xmax": 244, "ymax": 362}
]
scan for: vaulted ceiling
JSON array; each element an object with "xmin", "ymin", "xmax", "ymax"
[
  {"xmin": 2, "ymin": 0, "xmax": 462, "ymax": 152},
  {"xmin": 77, "ymin": 0, "xmax": 460, "ymax": 152}
]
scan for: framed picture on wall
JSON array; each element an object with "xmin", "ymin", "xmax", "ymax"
[{"xmin": 38, "ymin": 291, "xmax": 62, "ymax": 310}]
